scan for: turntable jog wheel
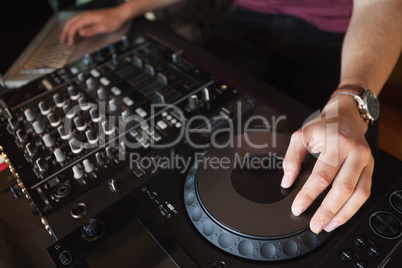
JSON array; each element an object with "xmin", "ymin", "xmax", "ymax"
[{"xmin": 184, "ymin": 132, "xmax": 331, "ymax": 261}]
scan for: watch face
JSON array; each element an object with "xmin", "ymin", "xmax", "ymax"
[{"xmin": 366, "ymin": 91, "xmax": 380, "ymax": 120}]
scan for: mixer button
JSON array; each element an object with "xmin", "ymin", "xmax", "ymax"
[
  {"xmin": 390, "ymin": 191, "xmax": 402, "ymax": 213},
  {"xmin": 90, "ymin": 69, "xmax": 100, "ymax": 78},
  {"xmin": 110, "ymin": 86, "xmax": 121, "ymax": 96},
  {"xmin": 36, "ymin": 158, "xmax": 49, "ymax": 172},
  {"xmin": 353, "ymin": 261, "xmax": 366, "ymax": 268},
  {"xmin": 47, "ymin": 113, "xmax": 61, "ymax": 127},
  {"xmin": 82, "ymin": 218, "xmax": 104, "ymax": 240},
  {"xmin": 339, "ymin": 250, "xmax": 353, "ymax": 262},
  {"xmin": 38, "ymin": 101, "xmax": 51, "ymax": 115},
  {"xmin": 69, "ymin": 140, "xmax": 83, "ymax": 154},
  {"xmin": 42, "ymin": 134, "xmax": 55, "ymax": 148},
  {"xmin": 370, "ymin": 212, "xmax": 401, "ymax": 238},
  {"xmin": 122, "ymin": 96, "xmax": 134, "ymax": 106},
  {"xmin": 367, "ymin": 245, "xmax": 380, "ymax": 258},
  {"xmin": 353, "ymin": 235, "xmax": 366, "ymax": 247},
  {"xmin": 24, "ymin": 108, "xmax": 36, "ymax": 122},
  {"xmin": 53, "ymin": 93, "xmax": 65, "ymax": 108},
  {"xmin": 54, "ymin": 148, "xmax": 66, "ymax": 163},
  {"xmin": 157, "ymin": 120, "xmax": 168, "ymax": 130},
  {"xmin": 135, "ymin": 107, "xmax": 147, "ymax": 118},
  {"xmin": 70, "ymin": 66, "xmax": 79, "ymax": 75},
  {"xmin": 32, "ymin": 120, "xmax": 45, "ymax": 134},
  {"xmin": 72, "ymin": 165, "xmax": 84, "ymax": 179},
  {"xmin": 83, "ymin": 159, "xmax": 94, "ymax": 173},
  {"xmin": 100, "ymin": 77, "xmax": 110, "ymax": 86},
  {"xmin": 58, "ymin": 125, "xmax": 72, "ymax": 140}
]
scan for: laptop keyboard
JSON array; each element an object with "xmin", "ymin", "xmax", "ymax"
[{"xmin": 22, "ymin": 21, "xmax": 73, "ymax": 73}]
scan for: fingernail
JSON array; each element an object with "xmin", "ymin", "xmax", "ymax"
[
  {"xmin": 311, "ymin": 221, "xmax": 325, "ymax": 234},
  {"xmin": 324, "ymin": 220, "xmax": 339, "ymax": 232},
  {"xmin": 292, "ymin": 205, "xmax": 305, "ymax": 216},
  {"xmin": 281, "ymin": 172, "xmax": 291, "ymax": 188}
]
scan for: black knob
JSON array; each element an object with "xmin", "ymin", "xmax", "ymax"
[
  {"xmin": 188, "ymin": 95, "xmax": 199, "ymax": 111},
  {"xmin": 82, "ymin": 218, "xmax": 104, "ymax": 240},
  {"xmin": 86, "ymin": 77, "xmax": 97, "ymax": 92},
  {"xmin": 111, "ymin": 53, "xmax": 119, "ymax": 66},
  {"xmin": 132, "ymin": 55, "xmax": 142, "ymax": 68},
  {"xmin": 108, "ymin": 44, "xmax": 117, "ymax": 54},
  {"xmin": 121, "ymin": 35, "xmax": 131, "ymax": 49},
  {"xmin": 144, "ymin": 64, "xmax": 155, "ymax": 76},
  {"xmin": 370, "ymin": 212, "xmax": 401, "ymax": 238},
  {"xmin": 53, "ymin": 93, "xmax": 65, "ymax": 108},
  {"xmin": 67, "ymin": 86, "xmax": 79, "ymax": 100},
  {"xmin": 97, "ymin": 88, "xmax": 108, "ymax": 102},
  {"xmin": 77, "ymin": 72, "xmax": 86, "ymax": 83},
  {"xmin": 82, "ymin": 53, "xmax": 93, "ymax": 66},
  {"xmin": 47, "ymin": 113, "xmax": 61, "ymax": 127},
  {"xmin": 96, "ymin": 48, "xmax": 105, "ymax": 62},
  {"xmin": 38, "ymin": 101, "xmax": 51, "ymax": 115},
  {"xmin": 89, "ymin": 108, "xmax": 101, "ymax": 123}
]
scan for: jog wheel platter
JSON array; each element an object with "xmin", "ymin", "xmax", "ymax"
[{"xmin": 184, "ymin": 133, "xmax": 331, "ymax": 261}]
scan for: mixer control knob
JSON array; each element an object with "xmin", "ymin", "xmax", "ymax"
[
  {"xmin": 86, "ymin": 129, "xmax": 98, "ymax": 144},
  {"xmin": 132, "ymin": 55, "xmax": 142, "ymax": 68},
  {"xmin": 121, "ymin": 109, "xmax": 133, "ymax": 122},
  {"xmin": 121, "ymin": 35, "xmax": 131, "ymax": 49},
  {"xmin": 74, "ymin": 117, "xmax": 87, "ymax": 131},
  {"xmin": 26, "ymin": 142, "xmax": 38, "ymax": 157},
  {"xmin": 105, "ymin": 146, "xmax": 114, "ymax": 159},
  {"xmin": 83, "ymin": 159, "xmax": 94, "ymax": 173},
  {"xmin": 38, "ymin": 101, "xmax": 51, "ymax": 115},
  {"xmin": 77, "ymin": 72, "xmax": 86, "ymax": 83},
  {"xmin": 82, "ymin": 53, "xmax": 93, "ymax": 66},
  {"xmin": 78, "ymin": 97, "xmax": 91, "ymax": 111},
  {"xmin": 86, "ymin": 77, "xmax": 97, "ymax": 92},
  {"xmin": 63, "ymin": 103, "xmax": 76, "ymax": 119},
  {"xmin": 89, "ymin": 108, "xmax": 101, "ymax": 123},
  {"xmin": 108, "ymin": 98, "xmax": 118, "ymax": 113},
  {"xmin": 24, "ymin": 108, "xmax": 36, "ymax": 122},
  {"xmin": 53, "ymin": 93, "xmax": 65, "ymax": 108},
  {"xmin": 108, "ymin": 179, "xmax": 121, "ymax": 193},
  {"xmin": 102, "ymin": 120, "xmax": 115, "ymax": 135},
  {"xmin": 54, "ymin": 148, "xmax": 66, "ymax": 163},
  {"xmin": 156, "ymin": 73, "xmax": 168, "ymax": 86},
  {"xmin": 8, "ymin": 117, "xmax": 20, "ymax": 130},
  {"xmin": 108, "ymin": 44, "xmax": 117, "ymax": 54},
  {"xmin": 95, "ymin": 152, "xmax": 105, "ymax": 165},
  {"xmin": 42, "ymin": 134, "xmax": 55, "ymax": 148},
  {"xmin": 144, "ymin": 64, "xmax": 155, "ymax": 76},
  {"xmin": 82, "ymin": 218, "xmax": 104, "ymax": 240},
  {"xmin": 69, "ymin": 140, "xmax": 83, "ymax": 154},
  {"xmin": 16, "ymin": 129, "xmax": 28, "ymax": 143},
  {"xmin": 58, "ymin": 125, "xmax": 71, "ymax": 140},
  {"xmin": 202, "ymin": 88, "xmax": 210, "ymax": 102},
  {"xmin": 47, "ymin": 113, "xmax": 61, "ymax": 127},
  {"xmin": 32, "ymin": 120, "xmax": 45, "ymax": 134},
  {"xmin": 111, "ymin": 53, "xmax": 119, "ymax": 66},
  {"xmin": 67, "ymin": 86, "xmax": 79, "ymax": 100},
  {"xmin": 97, "ymin": 88, "xmax": 108, "ymax": 102},
  {"xmin": 36, "ymin": 158, "xmax": 48, "ymax": 172},
  {"xmin": 188, "ymin": 95, "xmax": 199, "ymax": 111},
  {"xmin": 96, "ymin": 49, "xmax": 105, "ymax": 62},
  {"xmin": 72, "ymin": 165, "xmax": 84, "ymax": 179}
]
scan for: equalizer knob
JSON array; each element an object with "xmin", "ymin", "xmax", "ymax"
[
  {"xmin": 69, "ymin": 140, "xmax": 83, "ymax": 154},
  {"xmin": 24, "ymin": 108, "xmax": 36, "ymax": 122},
  {"xmin": 144, "ymin": 64, "xmax": 155, "ymax": 76},
  {"xmin": 77, "ymin": 72, "xmax": 87, "ymax": 83},
  {"xmin": 97, "ymin": 88, "xmax": 108, "ymax": 102},
  {"xmin": 111, "ymin": 53, "xmax": 119, "ymax": 66},
  {"xmin": 108, "ymin": 98, "xmax": 118, "ymax": 113},
  {"xmin": 53, "ymin": 93, "xmax": 65, "ymax": 108},
  {"xmin": 67, "ymin": 86, "xmax": 80, "ymax": 100},
  {"xmin": 102, "ymin": 120, "xmax": 115, "ymax": 135},
  {"xmin": 42, "ymin": 134, "xmax": 55, "ymax": 148},
  {"xmin": 96, "ymin": 49, "xmax": 105, "ymax": 62},
  {"xmin": 72, "ymin": 165, "xmax": 84, "ymax": 179},
  {"xmin": 78, "ymin": 97, "xmax": 91, "ymax": 111},
  {"xmin": 132, "ymin": 55, "xmax": 142, "ymax": 68},
  {"xmin": 58, "ymin": 125, "xmax": 71, "ymax": 140},
  {"xmin": 83, "ymin": 159, "xmax": 94, "ymax": 173},
  {"xmin": 32, "ymin": 120, "xmax": 45, "ymax": 134},
  {"xmin": 95, "ymin": 152, "xmax": 105, "ymax": 165},
  {"xmin": 38, "ymin": 101, "xmax": 51, "ymax": 115},
  {"xmin": 74, "ymin": 117, "xmax": 87, "ymax": 131},
  {"xmin": 89, "ymin": 108, "xmax": 101, "ymax": 123},
  {"xmin": 86, "ymin": 129, "xmax": 98, "ymax": 144},
  {"xmin": 82, "ymin": 218, "xmax": 104, "ymax": 240},
  {"xmin": 47, "ymin": 113, "xmax": 61, "ymax": 127},
  {"xmin": 54, "ymin": 148, "xmax": 66, "ymax": 163},
  {"xmin": 86, "ymin": 77, "xmax": 97, "ymax": 92}
]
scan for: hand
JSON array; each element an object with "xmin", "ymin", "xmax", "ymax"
[
  {"xmin": 60, "ymin": 7, "xmax": 129, "ymax": 45},
  {"xmin": 281, "ymin": 95, "xmax": 373, "ymax": 234}
]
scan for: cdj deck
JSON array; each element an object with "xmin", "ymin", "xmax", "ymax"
[{"xmin": 0, "ymin": 19, "xmax": 401, "ymax": 268}]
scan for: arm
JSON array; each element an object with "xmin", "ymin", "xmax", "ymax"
[
  {"xmin": 282, "ymin": 0, "xmax": 402, "ymax": 234},
  {"xmin": 60, "ymin": 0, "xmax": 182, "ymax": 45}
]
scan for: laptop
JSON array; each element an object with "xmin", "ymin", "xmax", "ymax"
[{"xmin": 0, "ymin": 0, "xmax": 129, "ymax": 89}]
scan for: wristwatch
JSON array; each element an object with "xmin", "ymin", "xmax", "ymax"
[{"xmin": 332, "ymin": 85, "xmax": 380, "ymax": 126}]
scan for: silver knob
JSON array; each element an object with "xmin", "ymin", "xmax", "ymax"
[
  {"xmin": 24, "ymin": 108, "xmax": 35, "ymax": 122},
  {"xmin": 32, "ymin": 120, "xmax": 45, "ymax": 134},
  {"xmin": 58, "ymin": 125, "xmax": 72, "ymax": 140},
  {"xmin": 42, "ymin": 134, "xmax": 55, "ymax": 148},
  {"xmin": 54, "ymin": 148, "xmax": 66, "ymax": 163},
  {"xmin": 69, "ymin": 140, "xmax": 83, "ymax": 154},
  {"xmin": 73, "ymin": 165, "xmax": 84, "ymax": 179},
  {"xmin": 83, "ymin": 159, "xmax": 94, "ymax": 173},
  {"xmin": 38, "ymin": 101, "xmax": 51, "ymax": 115}
]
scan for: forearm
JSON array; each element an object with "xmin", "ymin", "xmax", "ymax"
[
  {"xmin": 117, "ymin": 0, "xmax": 183, "ymax": 21},
  {"xmin": 340, "ymin": 0, "xmax": 402, "ymax": 95}
]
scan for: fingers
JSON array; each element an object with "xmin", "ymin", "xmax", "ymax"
[
  {"xmin": 60, "ymin": 13, "xmax": 99, "ymax": 45},
  {"xmin": 281, "ymin": 131, "xmax": 307, "ymax": 188}
]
